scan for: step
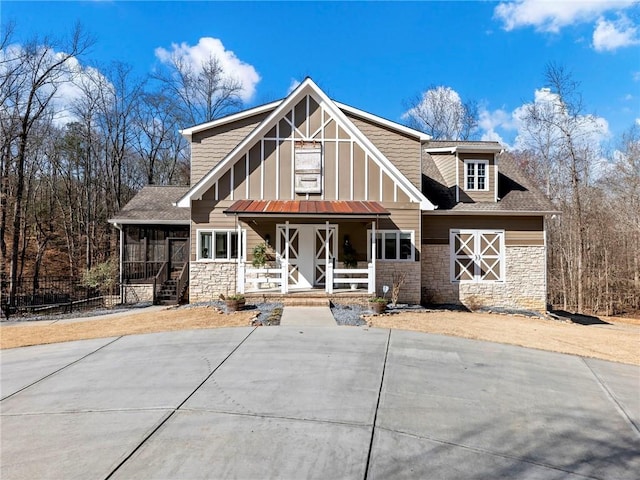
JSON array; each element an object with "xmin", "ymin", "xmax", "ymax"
[{"xmin": 282, "ymin": 297, "xmax": 330, "ymax": 307}]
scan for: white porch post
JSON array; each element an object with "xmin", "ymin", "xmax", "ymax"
[
  {"xmin": 325, "ymin": 220, "xmax": 330, "ymax": 293},
  {"xmin": 370, "ymin": 219, "xmax": 377, "ymax": 295},
  {"xmin": 283, "ymin": 221, "xmax": 290, "ymax": 294},
  {"xmin": 118, "ymin": 224, "xmax": 124, "ymax": 302},
  {"xmin": 237, "ymin": 219, "xmax": 244, "ymax": 293}
]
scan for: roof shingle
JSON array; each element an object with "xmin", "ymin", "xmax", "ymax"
[{"xmin": 109, "ymin": 186, "xmax": 190, "ymax": 224}]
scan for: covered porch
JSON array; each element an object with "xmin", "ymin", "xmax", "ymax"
[{"xmin": 224, "ymin": 200, "xmax": 389, "ymax": 295}]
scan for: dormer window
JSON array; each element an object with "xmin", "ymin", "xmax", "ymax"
[{"xmin": 464, "ymin": 160, "xmax": 489, "ymax": 191}]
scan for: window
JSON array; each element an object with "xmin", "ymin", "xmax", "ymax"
[
  {"xmin": 450, "ymin": 229, "xmax": 504, "ymax": 282},
  {"xmin": 464, "ymin": 160, "xmax": 489, "ymax": 191},
  {"xmin": 367, "ymin": 230, "xmax": 414, "ymax": 261},
  {"xmin": 197, "ymin": 230, "xmax": 244, "ymax": 261}
]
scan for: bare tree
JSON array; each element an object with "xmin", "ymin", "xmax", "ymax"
[
  {"xmin": 153, "ymin": 53, "xmax": 243, "ymax": 125},
  {"xmin": 404, "ymin": 85, "xmax": 478, "ymax": 140},
  {"xmin": 133, "ymin": 91, "xmax": 188, "ymax": 185},
  {"xmin": 0, "ymin": 23, "xmax": 94, "ymax": 308}
]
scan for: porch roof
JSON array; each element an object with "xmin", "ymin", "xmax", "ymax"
[{"xmin": 224, "ymin": 200, "xmax": 390, "ymax": 217}]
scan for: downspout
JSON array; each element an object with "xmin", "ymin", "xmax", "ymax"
[{"xmin": 114, "ymin": 223, "xmax": 124, "ymax": 304}]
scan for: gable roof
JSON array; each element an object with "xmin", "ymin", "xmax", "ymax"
[
  {"xmin": 176, "ymin": 78, "xmax": 434, "ymax": 210},
  {"xmin": 422, "ymin": 150, "xmax": 558, "ymax": 215},
  {"xmin": 109, "ymin": 186, "xmax": 191, "ymax": 225}
]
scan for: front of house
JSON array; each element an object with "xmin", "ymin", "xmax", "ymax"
[{"xmin": 111, "ymin": 78, "xmax": 556, "ymax": 311}]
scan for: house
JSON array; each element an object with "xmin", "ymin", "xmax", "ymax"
[{"xmin": 110, "ymin": 78, "xmax": 556, "ymax": 311}]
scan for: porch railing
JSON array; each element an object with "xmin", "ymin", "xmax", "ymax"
[
  {"xmin": 152, "ymin": 262, "xmax": 169, "ymax": 304},
  {"xmin": 237, "ymin": 261, "xmax": 287, "ymax": 294},
  {"xmin": 175, "ymin": 262, "xmax": 189, "ymax": 304},
  {"xmin": 123, "ymin": 261, "xmax": 166, "ymax": 281},
  {"xmin": 326, "ymin": 263, "xmax": 375, "ymax": 294}
]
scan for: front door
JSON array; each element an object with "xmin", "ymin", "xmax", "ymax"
[
  {"xmin": 168, "ymin": 238, "xmax": 188, "ymax": 271},
  {"xmin": 277, "ymin": 224, "xmax": 337, "ymax": 289}
]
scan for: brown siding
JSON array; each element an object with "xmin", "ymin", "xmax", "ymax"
[
  {"xmin": 190, "ymin": 199, "xmax": 237, "ymax": 261},
  {"xmin": 422, "ymin": 215, "xmax": 544, "ymax": 246},
  {"xmin": 338, "ymin": 142, "xmax": 351, "ymax": 199},
  {"xmin": 279, "ymin": 139, "xmax": 292, "ymax": 199},
  {"xmin": 347, "ymin": 113, "xmax": 422, "ymax": 188},
  {"xmin": 367, "ymin": 157, "xmax": 380, "ymax": 201},
  {"xmin": 190, "ymin": 112, "xmax": 269, "ymax": 185},
  {"xmin": 263, "ymin": 140, "xmax": 277, "ymax": 198},
  {"xmin": 353, "ymin": 144, "xmax": 366, "ymax": 199},
  {"xmin": 431, "ymin": 154, "xmax": 457, "ymax": 187},
  {"xmin": 457, "ymin": 153, "xmax": 496, "ymax": 203}
]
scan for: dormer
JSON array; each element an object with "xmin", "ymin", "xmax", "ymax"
[{"xmin": 423, "ymin": 142, "xmax": 503, "ymax": 205}]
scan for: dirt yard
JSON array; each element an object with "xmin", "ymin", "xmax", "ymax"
[
  {"xmin": 367, "ymin": 311, "xmax": 640, "ymax": 365},
  {"xmin": 1, "ymin": 307, "xmax": 638, "ymax": 366},
  {"xmin": 0, "ymin": 307, "xmax": 256, "ymax": 350}
]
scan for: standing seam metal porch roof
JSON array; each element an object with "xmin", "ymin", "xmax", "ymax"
[{"xmin": 224, "ymin": 200, "xmax": 390, "ymax": 216}]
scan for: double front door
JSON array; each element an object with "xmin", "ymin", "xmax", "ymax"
[{"xmin": 276, "ymin": 224, "xmax": 337, "ymax": 289}]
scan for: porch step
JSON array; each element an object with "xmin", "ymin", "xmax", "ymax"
[{"xmin": 283, "ymin": 297, "xmax": 330, "ymax": 307}]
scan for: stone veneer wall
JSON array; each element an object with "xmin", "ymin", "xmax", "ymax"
[
  {"xmin": 190, "ymin": 262, "xmax": 239, "ymax": 302},
  {"xmin": 123, "ymin": 284, "xmax": 154, "ymax": 303},
  {"xmin": 421, "ymin": 245, "xmax": 546, "ymax": 312},
  {"xmin": 375, "ymin": 261, "xmax": 421, "ymax": 304}
]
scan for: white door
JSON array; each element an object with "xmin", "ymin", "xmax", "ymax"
[{"xmin": 277, "ymin": 225, "xmax": 314, "ymax": 289}]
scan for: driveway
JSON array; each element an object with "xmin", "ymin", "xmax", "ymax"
[{"xmin": 1, "ymin": 326, "xmax": 638, "ymax": 479}]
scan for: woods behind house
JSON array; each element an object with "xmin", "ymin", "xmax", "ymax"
[{"xmin": 1, "ymin": 24, "xmax": 638, "ymax": 315}]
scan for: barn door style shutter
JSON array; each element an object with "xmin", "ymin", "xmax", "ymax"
[{"xmin": 450, "ymin": 230, "xmax": 504, "ymax": 283}]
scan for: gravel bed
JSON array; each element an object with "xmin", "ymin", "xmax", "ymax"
[
  {"xmin": 181, "ymin": 301, "xmax": 283, "ymax": 326},
  {"xmin": 330, "ymin": 304, "xmax": 369, "ymax": 326}
]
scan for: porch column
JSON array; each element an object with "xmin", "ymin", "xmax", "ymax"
[
  {"xmin": 371, "ymin": 219, "xmax": 377, "ymax": 295},
  {"xmin": 236, "ymin": 218, "xmax": 243, "ymax": 293},
  {"xmin": 325, "ymin": 220, "xmax": 330, "ymax": 293},
  {"xmin": 118, "ymin": 224, "xmax": 124, "ymax": 302},
  {"xmin": 283, "ymin": 221, "xmax": 289, "ymax": 294}
]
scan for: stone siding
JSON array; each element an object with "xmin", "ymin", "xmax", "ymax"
[
  {"xmin": 375, "ymin": 261, "xmax": 421, "ymax": 304},
  {"xmin": 421, "ymin": 245, "xmax": 546, "ymax": 312},
  {"xmin": 123, "ymin": 284, "xmax": 153, "ymax": 304},
  {"xmin": 190, "ymin": 262, "xmax": 239, "ymax": 302}
]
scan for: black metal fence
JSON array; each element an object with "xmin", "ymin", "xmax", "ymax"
[{"xmin": 0, "ymin": 276, "xmax": 120, "ymax": 319}]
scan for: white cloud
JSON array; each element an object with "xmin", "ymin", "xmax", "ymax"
[
  {"xmin": 593, "ymin": 15, "xmax": 640, "ymax": 51},
  {"xmin": 478, "ymin": 107, "xmax": 513, "ymax": 144},
  {"xmin": 155, "ymin": 37, "xmax": 260, "ymax": 103},
  {"xmin": 494, "ymin": 0, "xmax": 639, "ymax": 53},
  {"xmin": 633, "ymin": 72, "xmax": 640, "ymax": 81},
  {"xmin": 287, "ymin": 78, "xmax": 301, "ymax": 95},
  {"xmin": 494, "ymin": 0, "xmax": 634, "ymax": 33},
  {"xmin": 477, "ymin": 87, "xmax": 610, "ymax": 151},
  {"xmin": 0, "ymin": 44, "xmax": 110, "ymax": 127},
  {"xmin": 636, "ymin": 118, "xmax": 640, "ymax": 126}
]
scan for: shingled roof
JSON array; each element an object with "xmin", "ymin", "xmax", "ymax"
[
  {"xmin": 108, "ymin": 186, "xmax": 190, "ymax": 224},
  {"xmin": 422, "ymin": 150, "xmax": 558, "ymax": 214}
]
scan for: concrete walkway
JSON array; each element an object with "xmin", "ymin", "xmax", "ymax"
[
  {"xmin": 1, "ymin": 327, "xmax": 638, "ymax": 479},
  {"xmin": 280, "ymin": 306, "xmax": 337, "ymax": 326}
]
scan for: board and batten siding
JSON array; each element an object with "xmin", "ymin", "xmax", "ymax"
[
  {"xmin": 190, "ymin": 111, "xmax": 271, "ymax": 185},
  {"xmin": 193, "ymin": 95, "xmax": 416, "ymax": 205},
  {"xmin": 346, "ymin": 114, "xmax": 422, "ymax": 188},
  {"xmin": 422, "ymin": 215, "xmax": 544, "ymax": 246}
]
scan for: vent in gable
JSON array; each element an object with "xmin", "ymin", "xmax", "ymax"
[{"xmin": 295, "ymin": 142, "xmax": 322, "ymax": 194}]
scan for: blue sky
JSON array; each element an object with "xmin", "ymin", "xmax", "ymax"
[{"xmin": 3, "ymin": 1, "xmax": 639, "ymax": 147}]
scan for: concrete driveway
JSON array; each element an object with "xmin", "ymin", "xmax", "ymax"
[{"xmin": 1, "ymin": 326, "xmax": 638, "ymax": 479}]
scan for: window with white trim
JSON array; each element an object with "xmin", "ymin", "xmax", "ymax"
[
  {"xmin": 367, "ymin": 230, "xmax": 414, "ymax": 261},
  {"xmin": 464, "ymin": 160, "xmax": 489, "ymax": 191},
  {"xmin": 197, "ymin": 229, "xmax": 244, "ymax": 261},
  {"xmin": 450, "ymin": 229, "xmax": 504, "ymax": 282}
]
